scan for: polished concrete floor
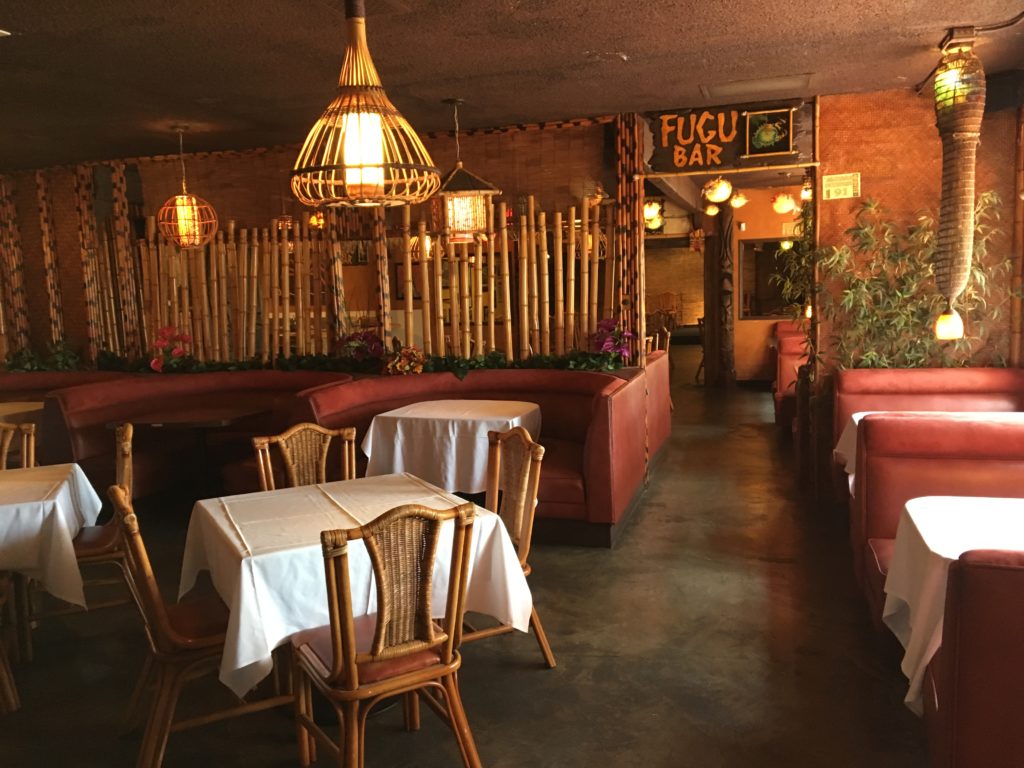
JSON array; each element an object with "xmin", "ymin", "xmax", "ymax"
[{"xmin": 0, "ymin": 346, "xmax": 927, "ymax": 767}]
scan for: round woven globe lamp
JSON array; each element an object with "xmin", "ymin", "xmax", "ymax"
[
  {"xmin": 291, "ymin": 0, "xmax": 439, "ymax": 207},
  {"xmin": 157, "ymin": 193, "xmax": 218, "ymax": 248}
]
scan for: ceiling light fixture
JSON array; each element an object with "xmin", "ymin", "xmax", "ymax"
[
  {"xmin": 779, "ymin": 239, "xmax": 794, "ymax": 251},
  {"xmin": 800, "ymin": 178, "xmax": 813, "ymax": 201},
  {"xmin": 291, "ymin": 0, "xmax": 440, "ymax": 207},
  {"xmin": 772, "ymin": 193, "xmax": 796, "ymax": 215},
  {"xmin": 703, "ymin": 203, "xmax": 720, "ymax": 217},
  {"xmin": 934, "ymin": 305, "xmax": 965, "ymax": 340},
  {"xmin": 156, "ymin": 127, "xmax": 218, "ymax": 249},
  {"xmin": 643, "ymin": 199, "xmax": 665, "ymax": 232},
  {"xmin": 703, "ymin": 177, "xmax": 733, "ymax": 203},
  {"xmin": 729, "ymin": 192, "xmax": 748, "ymax": 209},
  {"xmin": 437, "ymin": 99, "xmax": 500, "ymax": 244}
]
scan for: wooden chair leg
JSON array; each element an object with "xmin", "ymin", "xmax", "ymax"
[
  {"xmin": 137, "ymin": 662, "xmax": 185, "ymax": 768},
  {"xmin": 441, "ymin": 673, "xmax": 481, "ymax": 768},
  {"xmin": 293, "ymin": 664, "xmax": 314, "ymax": 768},
  {"xmin": 341, "ymin": 700, "xmax": 360, "ymax": 767},
  {"xmin": 122, "ymin": 654, "xmax": 156, "ymax": 735},
  {"xmin": 530, "ymin": 607, "xmax": 557, "ymax": 669},
  {"xmin": 12, "ymin": 574, "xmax": 32, "ymax": 664},
  {"xmin": 0, "ymin": 641, "xmax": 20, "ymax": 713},
  {"xmin": 403, "ymin": 691, "xmax": 420, "ymax": 731}
]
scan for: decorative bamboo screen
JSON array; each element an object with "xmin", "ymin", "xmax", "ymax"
[
  {"xmin": 34, "ymin": 171, "xmax": 66, "ymax": 346},
  {"xmin": 68, "ymin": 194, "xmax": 625, "ymax": 366},
  {"xmin": 0, "ymin": 176, "xmax": 31, "ymax": 358}
]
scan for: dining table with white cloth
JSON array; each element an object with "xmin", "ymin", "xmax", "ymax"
[
  {"xmin": 883, "ymin": 495, "xmax": 1024, "ymax": 715},
  {"xmin": 361, "ymin": 399, "xmax": 542, "ymax": 494},
  {"xmin": 833, "ymin": 411, "xmax": 1024, "ymax": 494},
  {"xmin": 179, "ymin": 472, "xmax": 533, "ymax": 697},
  {"xmin": 0, "ymin": 463, "xmax": 102, "ymax": 606}
]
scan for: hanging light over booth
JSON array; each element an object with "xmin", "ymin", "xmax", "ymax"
[
  {"xmin": 291, "ymin": 0, "xmax": 440, "ymax": 207},
  {"xmin": 157, "ymin": 128, "xmax": 218, "ymax": 248},
  {"xmin": 437, "ymin": 99, "xmax": 500, "ymax": 243},
  {"xmin": 703, "ymin": 176, "xmax": 733, "ymax": 203}
]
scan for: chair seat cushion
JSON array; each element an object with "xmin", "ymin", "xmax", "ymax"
[
  {"xmin": 166, "ymin": 593, "xmax": 230, "ymax": 641},
  {"xmin": 292, "ymin": 615, "xmax": 442, "ymax": 685},
  {"xmin": 72, "ymin": 524, "xmax": 120, "ymax": 558}
]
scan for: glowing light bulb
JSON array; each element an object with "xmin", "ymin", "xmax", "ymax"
[
  {"xmin": 342, "ymin": 111, "xmax": 385, "ymax": 201},
  {"xmin": 174, "ymin": 195, "xmax": 201, "ymax": 247},
  {"xmin": 779, "ymin": 239, "xmax": 794, "ymax": 250},
  {"xmin": 729, "ymin": 192, "xmax": 748, "ymax": 208},
  {"xmin": 804, "ymin": 303, "xmax": 813, "ymax": 319},
  {"xmin": 703, "ymin": 177, "xmax": 732, "ymax": 203},
  {"xmin": 704, "ymin": 203, "xmax": 720, "ymax": 216},
  {"xmin": 800, "ymin": 184, "xmax": 813, "ymax": 201},
  {"xmin": 935, "ymin": 307, "xmax": 965, "ymax": 340},
  {"xmin": 772, "ymin": 193, "xmax": 796, "ymax": 214}
]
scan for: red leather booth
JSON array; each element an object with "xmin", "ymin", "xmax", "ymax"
[
  {"xmin": 771, "ymin": 321, "xmax": 807, "ymax": 430},
  {"xmin": 924, "ymin": 550, "xmax": 1024, "ymax": 768},
  {"xmin": 852, "ymin": 415, "xmax": 1024, "ymax": 623}
]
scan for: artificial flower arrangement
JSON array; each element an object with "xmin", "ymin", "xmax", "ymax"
[
  {"xmin": 384, "ymin": 339, "xmax": 427, "ymax": 375},
  {"xmin": 337, "ymin": 330, "xmax": 385, "ymax": 362},
  {"xmin": 149, "ymin": 326, "xmax": 192, "ymax": 372},
  {"xmin": 590, "ymin": 317, "xmax": 634, "ymax": 364}
]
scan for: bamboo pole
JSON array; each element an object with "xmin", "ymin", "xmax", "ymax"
[
  {"xmin": 579, "ymin": 198, "xmax": 591, "ymax": 344},
  {"xmin": 447, "ymin": 239, "xmax": 460, "ymax": 355},
  {"xmin": 270, "ymin": 227, "xmax": 282, "ymax": 359},
  {"xmin": 180, "ymin": 248, "xmax": 194, "ymax": 358},
  {"xmin": 566, "ymin": 205, "xmax": 577, "ymax": 351},
  {"xmin": 553, "ymin": 211, "xmax": 565, "ymax": 355},
  {"xmin": 486, "ymin": 203, "xmax": 496, "ymax": 354},
  {"xmin": 603, "ymin": 203, "xmax": 616, "ymax": 319},
  {"xmin": 459, "ymin": 243, "xmax": 472, "ymax": 357},
  {"xmin": 373, "ymin": 207, "xmax": 392, "ymax": 347},
  {"xmin": 330, "ymin": 236, "xmax": 347, "ymax": 344},
  {"xmin": 434, "ymin": 235, "xmax": 446, "ymax": 356},
  {"xmin": 217, "ymin": 233, "xmax": 229, "ymax": 360},
  {"xmin": 198, "ymin": 246, "xmax": 213, "ymax": 361},
  {"xmin": 209, "ymin": 233, "xmax": 222, "ymax": 361},
  {"xmin": 281, "ymin": 226, "xmax": 291, "ymax": 357},
  {"xmin": 498, "ymin": 202, "xmax": 513, "ymax": 360},
  {"xmin": 260, "ymin": 228, "xmax": 271, "ymax": 362},
  {"xmin": 418, "ymin": 221, "xmax": 432, "ymax": 355},
  {"xmin": 247, "ymin": 228, "xmax": 259, "ymax": 358},
  {"xmin": 313, "ymin": 235, "xmax": 325, "ymax": 354},
  {"xmin": 400, "ymin": 206, "xmax": 414, "ymax": 348},
  {"xmin": 518, "ymin": 215, "xmax": 530, "ymax": 358},
  {"xmin": 527, "ymin": 196, "xmax": 540, "ymax": 352},
  {"xmin": 590, "ymin": 205, "xmax": 601, "ymax": 333},
  {"xmin": 295, "ymin": 230, "xmax": 307, "ymax": 356},
  {"xmin": 473, "ymin": 238, "xmax": 484, "ymax": 355},
  {"xmin": 1011, "ymin": 106, "xmax": 1023, "ymax": 367},
  {"xmin": 538, "ymin": 212, "xmax": 551, "ymax": 355}
]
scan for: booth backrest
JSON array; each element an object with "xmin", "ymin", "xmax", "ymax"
[
  {"xmin": 854, "ymin": 415, "xmax": 1024, "ymax": 556},
  {"xmin": 0, "ymin": 371, "xmax": 129, "ymax": 402},
  {"xmin": 926, "ymin": 550, "xmax": 1024, "ymax": 768},
  {"xmin": 40, "ymin": 370, "xmax": 352, "ymax": 465},
  {"xmin": 302, "ymin": 368, "xmax": 625, "ymax": 444},
  {"xmin": 834, "ymin": 368, "xmax": 1024, "ymax": 445},
  {"xmin": 775, "ymin": 334, "xmax": 807, "ymax": 399}
]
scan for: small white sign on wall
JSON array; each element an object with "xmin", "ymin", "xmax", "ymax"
[{"xmin": 822, "ymin": 172, "xmax": 861, "ymax": 200}]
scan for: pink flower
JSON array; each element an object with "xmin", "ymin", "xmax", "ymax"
[
  {"xmin": 175, "ymin": 334, "xmax": 192, "ymax": 344},
  {"xmin": 153, "ymin": 338, "xmax": 169, "ymax": 350},
  {"xmin": 171, "ymin": 346, "xmax": 186, "ymax": 358},
  {"xmin": 157, "ymin": 326, "xmax": 176, "ymax": 338},
  {"xmin": 150, "ymin": 357, "xmax": 164, "ymax": 373}
]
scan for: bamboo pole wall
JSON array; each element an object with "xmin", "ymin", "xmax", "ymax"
[
  {"xmin": 614, "ymin": 113, "xmax": 646, "ymax": 363},
  {"xmin": 34, "ymin": 171, "xmax": 66, "ymax": 345},
  {"xmin": 23, "ymin": 191, "xmax": 627, "ymax": 368},
  {"xmin": 0, "ymin": 176, "xmax": 31, "ymax": 356}
]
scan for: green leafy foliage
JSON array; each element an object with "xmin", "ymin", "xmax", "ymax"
[
  {"xmin": 817, "ymin": 193, "xmax": 1010, "ymax": 368},
  {"xmin": 3, "ymin": 342, "xmax": 82, "ymax": 372}
]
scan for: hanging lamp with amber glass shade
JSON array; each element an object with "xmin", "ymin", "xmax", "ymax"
[
  {"xmin": 291, "ymin": 0, "xmax": 440, "ymax": 207},
  {"xmin": 437, "ymin": 99, "xmax": 501, "ymax": 244},
  {"xmin": 157, "ymin": 128, "xmax": 218, "ymax": 248}
]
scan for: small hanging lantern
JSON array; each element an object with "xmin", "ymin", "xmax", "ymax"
[
  {"xmin": 157, "ymin": 128, "xmax": 218, "ymax": 248},
  {"xmin": 772, "ymin": 193, "xmax": 796, "ymax": 214},
  {"xmin": 438, "ymin": 99, "xmax": 500, "ymax": 244},
  {"xmin": 729, "ymin": 191, "xmax": 748, "ymax": 209},
  {"xmin": 291, "ymin": 0, "xmax": 440, "ymax": 207},
  {"xmin": 411, "ymin": 233, "xmax": 433, "ymax": 261},
  {"xmin": 779, "ymin": 239, "xmax": 794, "ymax": 251},
  {"xmin": 703, "ymin": 176, "xmax": 733, "ymax": 203},
  {"xmin": 935, "ymin": 304, "xmax": 965, "ymax": 340},
  {"xmin": 643, "ymin": 199, "xmax": 665, "ymax": 233},
  {"xmin": 308, "ymin": 210, "xmax": 326, "ymax": 230},
  {"xmin": 703, "ymin": 203, "xmax": 720, "ymax": 216},
  {"xmin": 800, "ymin": 178, "xmax": 814, "ymax": 201}
]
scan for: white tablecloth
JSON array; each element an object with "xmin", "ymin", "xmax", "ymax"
[
  {"xmin": 0, "ymin": 463, "xmax": 102, "ymax": 606},
  {"xmin": 180, "ymin": 472, "xmax": 533, "ymax": 697},
  {"xmin": 361, "ymin": 399, "xmax": 542, "ymax": 493},
  {"xmin": 833, "ymin": 411, "xmax": 1024, "ymax": 493},
  {"xmin": 883, "ymin": 496, "xmax": 1024, "ymax": 715}
]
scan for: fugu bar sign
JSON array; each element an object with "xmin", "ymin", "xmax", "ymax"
[{"xmin": 646, "ymin": 101, "xmax": 814, "ymax": 174}]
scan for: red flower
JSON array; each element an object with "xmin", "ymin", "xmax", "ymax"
[
  {"xmin": 150, "ymin": 357, "xmax": 164, "ymax": 373},
  {"xmin": 157, "ymin": 326, "xmax": 176, "ymax": 338},
  {"xmin": 175, "ymin": 334, "xmax": 192, "ymax": 344},
  {"xmin": 153, "ymin": 338, "xmax": 170, "ymax": 350},
  {"xmin": 171, "ymin": 346, "xmax": 186, "ymax": 358}
]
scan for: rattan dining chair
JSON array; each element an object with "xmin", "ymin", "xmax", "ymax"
[
  {"xmin": 0, "ymin": 421, "xmax": 35, "ymax": 470},
  {"xmin": 108, "ymin": 485, "xmax": 291, "ymax": 768},
  {"xmin": 463, "ymin": 426, "xmax": 556, "ymax": 668},
  {"xmin": 253, "ymin": 422, "xmax": 357, "ymax": 491},
  {"xmin": 291, "ymin": 502, "xmax": 481, "ymax": 768}
]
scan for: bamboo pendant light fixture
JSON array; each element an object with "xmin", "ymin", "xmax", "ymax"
[
  {"xmin": 157, "ymin": 128, "xmax": 218, "ymax": 248},
  {"xmin": 932, "ymin": 30, "xmax": 986, "ymax": 340},
  {"xmin": 438, "ymin": 99, "xmax": 501, "ymax": 243},
  {"xmin": 291, "ymin": 0, "xmax": 440, "ymax": 207}
]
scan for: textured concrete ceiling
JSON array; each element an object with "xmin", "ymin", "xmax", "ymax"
[{"xmin": 1, "ymin": 0, "xmax": 1022, "ymax": 171}]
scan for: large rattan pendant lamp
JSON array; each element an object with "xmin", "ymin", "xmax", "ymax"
[
  {"xmin": 932, "ymin": 33, "xmax": 986, "ymax": 340},
  {"xmin": 438, "ymin": 99, "xmax": 501, "ymax": 243},
  {"xmin": 291, "ymin": 0, "xmax": 440, "ymax": 207},
  {"xmin": 157, "ymin": 128, "xmax": 218, "ymax": 248}
]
